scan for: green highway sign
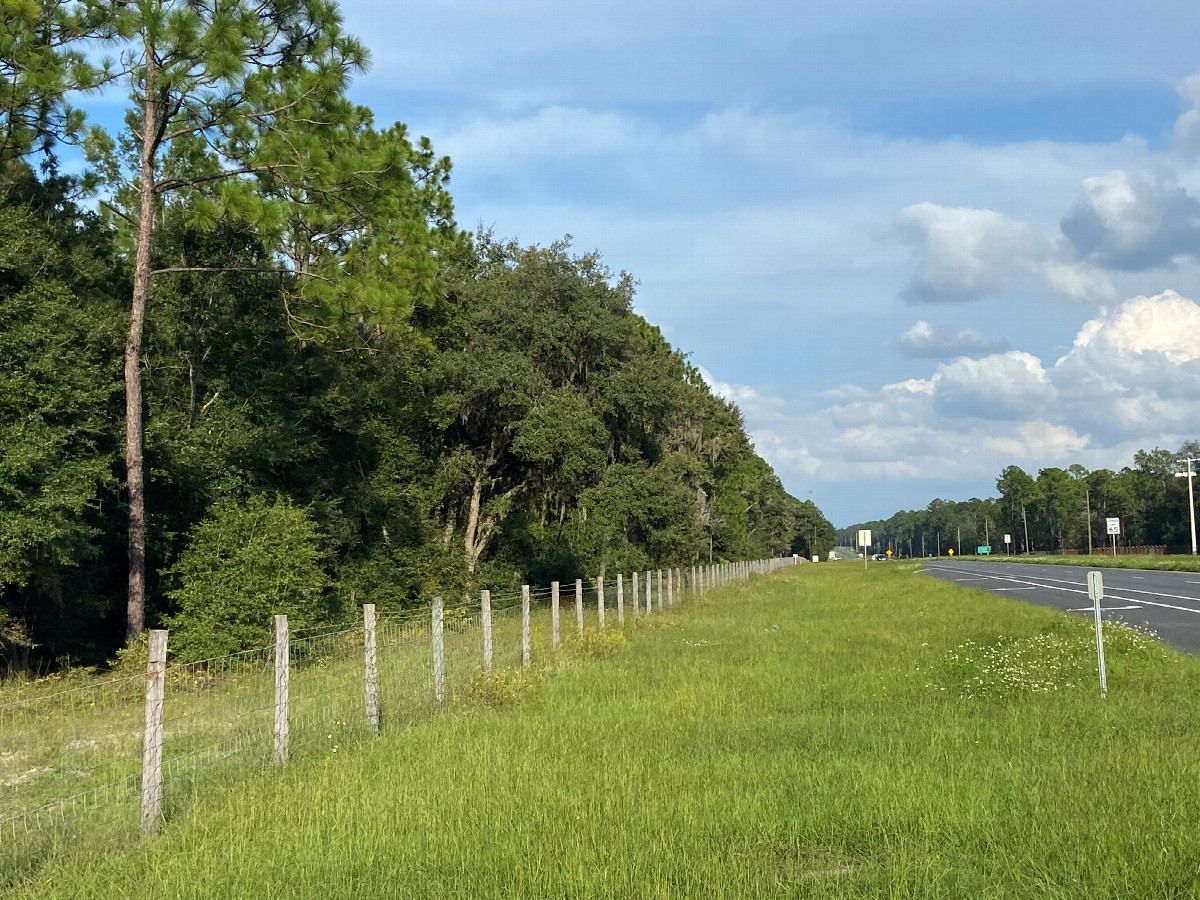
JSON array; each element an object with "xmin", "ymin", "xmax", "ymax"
[{"xmin": 976, "ymin": 546, "xmax": 991, "ymax": 555}]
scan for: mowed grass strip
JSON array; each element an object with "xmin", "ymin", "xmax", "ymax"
[
  {"xmin": 11, "ymin": 565, "xmax": 1200, "ymax": 899},
  {"xmin": 960, "ymin": 553, "xmax": 1200, "ymax": 573}
]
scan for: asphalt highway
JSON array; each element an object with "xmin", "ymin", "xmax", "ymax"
[{"xmin": 924, "ymin": 560, "xmax": 1200, "ymax": 657}]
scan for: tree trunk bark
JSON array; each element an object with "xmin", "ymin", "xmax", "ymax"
[
  {"xmin": 463, "ymin": 472, "xmax": 484, "ymax": 573},
  {"xmin": 124, "ymin": 45, "xmax": 158, "ymax": 644}
]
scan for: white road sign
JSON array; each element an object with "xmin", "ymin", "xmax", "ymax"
[
  {"xmin": 1004, "ymin": 534, "xmax": 1012, "ymax": 544},
  {"xmin": 857, "ymin": 529, "xmax": 871, "ymax": 548},
  {"xmin": 1106, "ymin": 517, "xmax": 1121, "ymax": 536},
  {"xmin": 1087, "ymin": 570, "xmax": 1104, "ymax": 601}
]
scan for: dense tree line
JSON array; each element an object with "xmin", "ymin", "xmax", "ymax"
[
  {"xmin": 845, "ymin": 441, "xmax": 1199, "ymax": 558},
  {"xmin": 0, "ymin": 1, "xmax": 829, "ymax": 666}
]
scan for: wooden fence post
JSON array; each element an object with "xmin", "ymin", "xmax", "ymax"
[
  {"xmin": 481, "ymin": 589, "xmax": 493, "ymax": 674},
  {"xmin": 364, "ymin": 604, "xmax": 379, "ymax": 735},
  {"xmin": 598, "ymin": 577, "xmax": 606, "ymax": 630},
  {"xmin": 551, "ymin": 581, "xmax": 561, "ymax": 648},
  {"xmin": 273, "ymin": 616, "xmax": 288, "ymax": 766},
  {"xmin": 432, "ymin": 597, "xmax": 446, "ymax": 707},
  {"xmin": 617, "ymin": 574, "xmax": 624, "ymax": 625},
  {"xmin": 667, "ymin": 568, "xmax": 673, "ymax": 606},
  {"xmin": 632, "ymin": 571, "xmax": 640, "ymax": 616},
  {"xmin": 140, "ymin": 629, "xmax": 168, "ymax": 836},
  {"xmin": 521, "ymin": 585, "xmax": 531, "ymax": 668},
  {"xmin": 645, "ymin": 570, "xmax": 652, "ymax": 615},
  {"xmin": 575, "ymin": 578, "xmax": 584, "ymax": 636},
  {"xmin": 657, "ymin": 569, "xmax": 663, "ymax": 612}
]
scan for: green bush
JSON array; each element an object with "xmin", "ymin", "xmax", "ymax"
[{"xmin": 164, "ymin": 496, "xmax": 329, "ymax": 660}]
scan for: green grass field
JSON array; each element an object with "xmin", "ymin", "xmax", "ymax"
[
  {"xmin": 960, "ymin": 553, "xmax": 1200, "ymax": 572},
  {"xmin": 8, "ymin": 563, "xmax": 1200, "ymax": 898}
]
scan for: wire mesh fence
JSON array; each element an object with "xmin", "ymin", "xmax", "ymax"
[{"xmin": 0, "ymin": 558, "xmax": 793, "ymax": 874}]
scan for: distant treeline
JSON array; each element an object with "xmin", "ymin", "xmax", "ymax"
[
  {"xmin": 0, "ymin": 1, "xmax": 830, "ymax": 667},
  {"xmin": 845, "ymin": 442, "xmax": 1199, "ymax": 557}
]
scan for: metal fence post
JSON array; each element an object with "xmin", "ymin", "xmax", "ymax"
[
  {"xmin": 140, "ymin": 629, "xmax": 168, "ymax": 836},
  {"xmin": 521, "ymin": 585, "xmax": 531, "ymax": 668},
  {"xmin": 273, "ymin": 616, "xmax": 288, "ymax": 766},
  {"xmin": 432, "ymin": 597, "xmax": 446, "ymax": 706},
  {"xmin": 364, "ymin": 604, "xmax": 379, "ymax": 735},
  {"xmin": 481, "ymin": 589, "xmax": 493, "ymax": 674}
]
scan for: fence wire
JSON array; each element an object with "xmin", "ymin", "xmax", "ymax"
[{"xmin": 0, "ymin": 559, "xmax": 785, "ymax": 875}]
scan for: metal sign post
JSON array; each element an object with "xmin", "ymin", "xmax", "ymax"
[
  {"xmin": 1087, "ymin": 570, "xmax": 1107, "ymax": 699},
  {"xmin": 1106, "ymin": 517, "xmax": 1120, "ymax": 557},
  {"xmin": 857, "ymin": 529, "xmax": 871, "ymax": 571}
]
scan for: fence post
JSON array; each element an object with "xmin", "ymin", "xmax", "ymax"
[
  {"xmin": 575, "ymin": 578, "xmax": 584, "ymax": 636},
  {"xmin": 617, "ymin": 574, "xmax": 625, "ymax": 625},
  {"xmin": 364, "ymin": 604, "xmax": 379, "ymax": 735},
  {"xmin": 598, "ymin": 577, "xmax": 606, "ymax": 630},
  {"xmin": 273, "ymin": 615, "xmax": 288, "ymax": 766},
  {"xmin": 481, "ymin": 589, "xmax": 493, "ymax": 674},
  {"xmin": 667, "ymin": 568, "xmax": 674, "ymax": 607},
  {"xmin": 521, "ymin": 585, "xmax": 531, "ymax": 668},
  {"xmin": 432, "ymin": 597, "xmax": 446, "ymax": 706},
  {"xmin": 632, "ymin": 571, "xmax": 640, "ymax": 616},
  {"xmin": 657, "ymin": 569, "xmax": 663, "ymax": 612},
  {"xmin": 140, "ymin": 629, "xmax": 168, "ymax": 836},
  {"xmin": 645, "ymin": 570, "xmax": 652, "ymax": 614},
  {"xmin": 551, "ymin": 581, "xmax": 561, "ymax": 648}
]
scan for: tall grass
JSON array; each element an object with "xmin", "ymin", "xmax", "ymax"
[{"xmin": 9, "ymin": 564, "xmax": 1200, "ymax": 898}]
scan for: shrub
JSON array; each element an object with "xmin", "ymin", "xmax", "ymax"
[
  {"xmin": 570, "ymin": 627, "xmax": 629, "ymax": 659},
  {"xmin": 164, "ymin": 496, "xmax": 329, "ymax": 660}
]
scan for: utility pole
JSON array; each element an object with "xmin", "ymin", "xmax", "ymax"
[
  {"xmin": 1085, "ymin": 486, "xmax": 1093, "ymax": 555},
  {"xmin": 1176, "ymin": 459, "xmax": 1198, "ymax": 556},
  {"xmin": 956, "ymin": 525, "xmax": 961, "ymax": 556},
  {"xmin": 1022, "ymin": 506, "xmax": 1030, "ymax": 555},
  {"xmin": 984, "ymin": 517, "xmax": 989, "ymax": 549}
]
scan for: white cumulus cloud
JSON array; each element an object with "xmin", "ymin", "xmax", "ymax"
[
  {"xmin": 1059, "ymin": 170, "xmax": 1200, "ymax": 271},
  {"xmin": 897, "ymin": 320, "xmax": 1009, "ymax": 358},
  {"xmin": 898, "ymin": 202, "xmax": 1114, "ymax": 303}
]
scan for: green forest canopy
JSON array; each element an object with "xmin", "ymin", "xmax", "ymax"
[
  {"xmin": 0, "ymin": 1, "xmax": 831, "ymax": 667},
  {"xmin": 845, "ymin": 441, "xmax": 1199, "ymax": 557}
]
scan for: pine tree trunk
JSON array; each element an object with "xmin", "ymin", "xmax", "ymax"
[{"xmin": 124, "ymin": 46, "xmax": 157, "ymax": 644}]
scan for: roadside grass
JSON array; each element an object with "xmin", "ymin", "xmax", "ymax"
[
  {"xmin": 957, "ymin": 553, "xmax": 1200, "ymax": 572},
  {"xmin": 9, "ymin": 564, "xmax": 1200, "ymax": 899}
]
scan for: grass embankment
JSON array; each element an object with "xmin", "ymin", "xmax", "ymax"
[
  {"xmin": 959, "ymin": 553, "xmax": 1200, "ymax": 572},
  {"xmin": 11, "ymin": 565, "xmax": 1200, "ymax": 899}
]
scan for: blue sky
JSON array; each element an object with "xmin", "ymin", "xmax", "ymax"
[{"xmin": 329, "ymin": 2, "xmax": 1200, "ymax": 522}]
